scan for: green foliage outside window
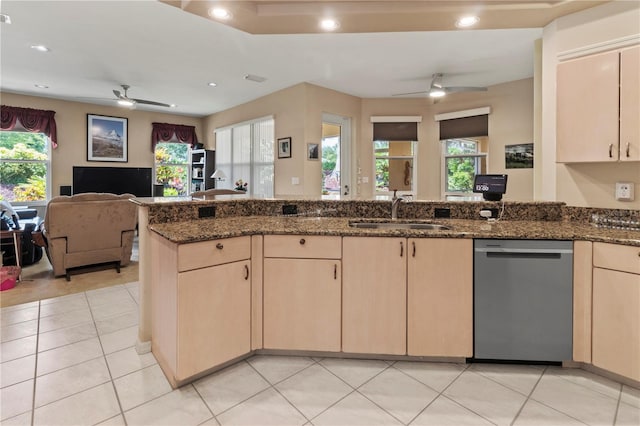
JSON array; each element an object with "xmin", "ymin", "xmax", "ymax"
[
  {"xmin": 445, "ymin": 139, "xmax": 479, "ymax": 193},
  {"xmin": 154, "ymin": 143, "xmax": 189, "ymax": 196},
  {"xmin": 0, "ymin": 132, "xmax": 48, "ymax": 202}
]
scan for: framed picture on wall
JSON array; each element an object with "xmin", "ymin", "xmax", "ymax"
[
  {"xmin": 278, "ymin": 137, "xmax": 292, "ymax": 159},
  {"xmin": 505, "ymin": 143, "xmax": 533, "ymax": 169},
  {"xmin": 87, "ymin": 114, "xmax": 128, "ymax": 162},
  {"xmin": 307, "ymin": 143, "xmax": 319, "ymax": 160}
]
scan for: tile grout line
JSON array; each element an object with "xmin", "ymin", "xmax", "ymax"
[
  {"xmin": 318, "ymin": 360, "xmax": 411, "ymax": 425},
  {"xmin": 397, "ymin": 362, "xmax": 501, "ymax": 426},
  {"xmin": 190, "ymin": 383, "xmax": 220, "ymax": 426},
  {"xmin": 526, "ymin": 368, "xmax": 598, "ymax": 426},
  {"xmin": 85, "ymin": 289, "xmax": 129, "ymax": 426},
  {"xmin": 509, "ymin": 365, "xmax": 548, "ymax": 426},
  {"xmin": 29, "ymin": 300, "xmax": 41, "ymax": 426},
  {"xmin": 245, "ymin": 357, "xmax": 317, "ymax": 423},
  {"xmin": 306, "ymin": 359, "xmax": 390, "ymax": 423},
  {"xmin": 611, "ymin": 381, "xmax": 624, "ymax": 426}
]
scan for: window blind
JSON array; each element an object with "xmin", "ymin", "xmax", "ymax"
[
  {"xmin": 439, "ymin": 115, "xmax": 488, "ymax": 140},
  {"xmin": 373, "ymin": 122, "xmax": 418, "ymax": 141}
]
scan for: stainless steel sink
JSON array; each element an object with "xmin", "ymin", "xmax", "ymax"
[{"xmin": 349, "ymin": 221, "xmax": 451, "ymax": 230}]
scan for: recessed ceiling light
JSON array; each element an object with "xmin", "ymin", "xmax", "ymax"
[
  {"xmin": 34, "ymin": 84, "xmax": 49, "ymax": 89},
  {"xmin": 30, "ymin": 44, "xmax": 50, "ymax": 52},
  {"xmin": 456, "ymin": 15, "xmax": 479, "ymax": 28},
  {"xmin": 209, "ymin": 7, "xmax": 232, "ymax": 20},
  {"xmin": 320, "ymin": 18, "xmax": 340, "ymax": 31},
  {"xmin": 0, "ymin": 13, "xmax": 11, "ymax": 24},
  {"xmin": 207, "ymin": 82, "xmax": 218, "ymax": 87}
]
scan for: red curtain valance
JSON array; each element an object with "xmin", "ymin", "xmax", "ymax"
[
  {"xmin": 151, "ymin": 122, "xmax": 199, "ymax": 151},
  {"xmin": 1, "ymin": 105, "xmax": 58, "ymax": 148}
]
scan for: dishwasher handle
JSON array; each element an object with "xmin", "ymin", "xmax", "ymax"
[{"xmin": 476, "ymin": 247, "xmax": 572, "ymax": 259}]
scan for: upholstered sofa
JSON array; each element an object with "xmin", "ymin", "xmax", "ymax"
[{"xmin": 42, "ymin": 193, "xmax": 137, "ymax": 280}]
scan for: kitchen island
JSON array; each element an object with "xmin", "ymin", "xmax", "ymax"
[{"xmin": 133, "ymin": 197, "xmax": 640, "ymax": 388}]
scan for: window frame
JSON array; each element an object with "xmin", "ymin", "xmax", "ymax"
[
  {"xmin": 0, "ymin": 130, "xmax": 51, "ymax": 206},
  {"xmin": 153, "ymin": 141, "xmax": 191, "ymax": 197},
  {"xmin": 441, "ymin": 138, "xmax": 488, "ymax": 199},
  {"xmin": 214, "ymin": 116, "xmax": 274, "ymax": 198},
  {"xmin": 373, "ymin": 140, "xmax": 418, "ymax": 198}
]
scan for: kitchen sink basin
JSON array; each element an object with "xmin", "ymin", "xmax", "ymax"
[{"xmin": 349, "ymin": 221, "xmax": 451, "ymax": 230}]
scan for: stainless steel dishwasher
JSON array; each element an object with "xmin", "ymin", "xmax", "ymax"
[{"xmin": 474, "ymin": 239, "xmax": 573, "ymax": 362}]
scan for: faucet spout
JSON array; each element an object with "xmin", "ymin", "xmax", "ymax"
[{"xmin": 391, "ymin": 189, "xmax": 404, "ymax": 220}]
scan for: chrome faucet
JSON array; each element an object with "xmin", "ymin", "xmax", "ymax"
[{"xmin": 391, "ymin": 189, "xmax": 404, "ymax": 220}]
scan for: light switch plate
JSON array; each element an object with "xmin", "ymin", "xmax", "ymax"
[{"xmin": 615, "ymin": 182, "xmax": 635, "ymax": 201}]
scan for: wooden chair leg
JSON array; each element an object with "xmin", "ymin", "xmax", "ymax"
[
  {"xmin": 65, "ymin": 270, "xmax": 71, "ymax": 281},
  {"xmin": 116, "ymin": 263, "xmax": 121, "ymax": 274}
]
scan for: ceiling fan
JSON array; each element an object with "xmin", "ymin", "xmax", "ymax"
[
  {"xmin": 113, "ymin": 84, "xmax": 172, "ymax": 108},
  {"xmin": 393, "ymin": 73, "xmax": 487, "ymax": 98}
]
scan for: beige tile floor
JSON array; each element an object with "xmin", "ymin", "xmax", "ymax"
[{"xmin": 1, "ymin": 283, "xmax": 639, "ymax": 426}]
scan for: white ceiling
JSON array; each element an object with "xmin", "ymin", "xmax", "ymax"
[{"xmin": 0, "ymin": 1, "xmax": 542, "ymax": 117}]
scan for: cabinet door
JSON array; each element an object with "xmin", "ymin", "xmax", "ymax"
[
  {"xmin": 557, "ymin": 50, "xmax": 620, "ymax": 163},
  {"xmin": 407, "ymin": 239, "xmax": 472, "ymax": 357},
  {"xmin": 592, "ymin": 268, "xmax": 640, "ymax": 381},
  {"xmin": 620, "ymin": 45, "xmax": 640, "ymax": 162},
  {"xmin": 342, "ymin": 237, "xmax": 407, "ymax": 355},
  {"xmin": 263, "ymin": 258, "xmax": 341, "ymax": 351},
  {"xmin": 176, "ymin": 260, "xmax": 251, "ymax": 380}
]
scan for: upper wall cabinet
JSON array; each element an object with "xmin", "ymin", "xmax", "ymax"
[{"xmin": 556, "ymin": 45, "xmax": 640, "ymax": 163}]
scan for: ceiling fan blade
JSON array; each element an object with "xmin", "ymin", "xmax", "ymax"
[
  {"xmin": 131, "ymin": 98, "xmax": 171, "ymax": 107},
  {"xmin": 445, "ymin": 86, "xmax": 488, "ymax": 93},
  {"xmin": 392, "ymin": 90, "xmax": 430, "ymax": 96}
]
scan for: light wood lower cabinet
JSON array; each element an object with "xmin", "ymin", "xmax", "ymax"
[
  {"xmin": 407, "ymin": 238, "xmax": 472, "ymax": 357},
  {"xmin": 177, "ymin": 261, "xmax": 251, "ymax": 380},
  {"xmin": 263, "ymin": 258, "xmax": 341, "ymax": 351},
  {"xmin": 592, "ymin": 242, "xmax": 640, "ymax": 381},
  {"xmin": 342, "ymin": 237, "xmax": 407, "ymax": 355},
  {"xmin": 150, "ymin": 233, "xmax": 251, "ymax": 386}
]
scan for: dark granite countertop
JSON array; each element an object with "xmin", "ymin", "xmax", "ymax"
[{"xmin": 149, "ymin": 216, "xmax": 640, "ymax": 247}]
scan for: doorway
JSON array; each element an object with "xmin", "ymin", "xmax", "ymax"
[{"xmin": 321, "ymin": 113, "xmax": 351, "ymax": 199}]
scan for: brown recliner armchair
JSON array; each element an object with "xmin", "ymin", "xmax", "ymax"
[{"xmin": 41, "ymin": 193, "xmax": 137, "ymax": 280}]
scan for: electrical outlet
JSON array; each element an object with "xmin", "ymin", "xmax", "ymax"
[
  {"xmin": 291, "ymin": 177, "xmax": 300, "ymax": 185},
  {"xmin": 615, "ymin": 182, "xmax": 635, "ymax": 201},
  {"xmin": 362, "ymin": 177, "xmax": 369, "ymax": 183}
]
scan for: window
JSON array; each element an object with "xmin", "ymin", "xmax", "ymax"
[
  {"xmin": 215, "ymin": 117, "xmax": 274, "ymax": 198},
  {"xmin": 154, "ymin": 142, "xmax": 190, "ymax": 196},
  {"xmin": 0, "ymin": 131, "xmax": 50, "ymax": 203},
  {"xmin": 442, "ymin": 138, "xmax": 487, "ymax": 197},
  {"xmin": 374, "ymin": 141, "xmax": 415, "ymax": 196}
]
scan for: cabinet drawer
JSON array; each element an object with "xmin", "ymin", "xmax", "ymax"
[
  {"xmin": 178, "ymin": 236, "xmax": 251, "ymax": 272},
  {"xmin": 593, "ymin": 242, "xmax": 640, "ymax": 275},
  {"xmin": 264, "ymin": 235, "xmax": 341, "ymax": 259}
]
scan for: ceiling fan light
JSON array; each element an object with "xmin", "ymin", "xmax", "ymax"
[
  {"xmin": 456, "ymin": 15, "xmax": 479, "ymax": 28},
  {"xmin": 117, "ymin": 99, "xmax": 135, "ymax": 107},
  {"xmin": 429, "ymin": 89, "xmax": 446, "ymax": 98}
]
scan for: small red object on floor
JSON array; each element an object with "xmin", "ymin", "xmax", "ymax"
[{"xmin": 1, "ymin": 266, "xmax": 21, "ymax": 291}]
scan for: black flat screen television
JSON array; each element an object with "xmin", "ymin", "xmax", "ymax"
[
  {"xmin": 473, "ymin": 174, "xmax": 508, "ymax": 201},
  {"xmin": 72, "ymin": 166, "xmax": 152, "ymax": 197}
]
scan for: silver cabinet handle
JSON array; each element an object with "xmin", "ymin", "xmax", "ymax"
[
  {"xmin": 216, "ymin": 243, "xmax": 223, "ymax": 250},
  {"xmin": 244, "ymin": 264, "xmax": 249, "ymax": 280},
  {"xmin": 609, "ymin": 144, "xmax": 614, "ymax": 158},
  {"xmin": 626, "ymin": 143, "xmax": 631, "ymax": 158}
]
